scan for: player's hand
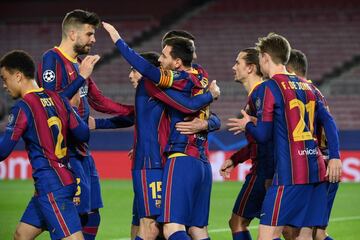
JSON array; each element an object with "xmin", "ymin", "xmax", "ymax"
[
  {"xmin": 250, "ymin": 116, "xmax": 258, "ymax": 125},
  {"xmin": 128, "ymin": 148, "xmax": 134, "ymax": 161},
  {"xmin": 70, "ymin": 91, "xmax": 81, "ymax": 108},
  {"xmin": 227, "ymin": 110, "xmax": 251, "ymax": 135},
  {"xmin": 88, "ymin": 116, "xmax": 96, "ymax": 130},
  {"xmin": 326, "ymin": 158, "xmax": 342, "ymax": 183},
  {"xmin": 175, "ymin": 117, "xmax": 208, "ymax": 135},
  {"xmin": 79, "ymin": 55, "xmax": 100, "ymax": 79},
  {"xmin": 209, "ymin": 80, "xmax": 220, "ymax": 100},
  {"xmin": 102, "ymin": 22, "xmax": 121, "ymax": 43},
  {"xmin": 220, "ymin": 159, "xmax": 234, "ymax": 178}
]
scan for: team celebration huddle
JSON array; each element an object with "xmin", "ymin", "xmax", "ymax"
[{"xmin": 0, "ymin": 8, "xmax": 342, "ymax": 240}]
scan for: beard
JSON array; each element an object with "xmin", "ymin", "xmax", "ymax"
[{"xmin": 73, "ymin": 43, "xmax": 92, "ymax": 55}]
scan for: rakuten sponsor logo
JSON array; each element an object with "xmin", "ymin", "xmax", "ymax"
[{"xmin": 298, "ymin": 148, "xmax": 318, "ymax": 156}]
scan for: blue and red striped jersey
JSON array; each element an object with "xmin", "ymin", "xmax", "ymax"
[
  {"xmin": 0, "ymin": 89, "xmax": 89, "ymax": 195},
  {"xmin": 231, "ymin": 82, "xmax": 274, "ymax": 179},
  {"xmin": 37, "ymin": 47, "xmax": 134, "ymax": 157},
  {"xmin": 114, "ymin": 38, "xmax": 218, "ymax": 162},
  {"xmin": 312, "ymin": 84, "xmax": 330, "ymax": 157},
  {"xmin": 132, "ymin": 75, "xmax": 214, "ymax": 170},
  {"xmin": 246, "ymin": 74, "xmax": 340, "ymax": 185}
]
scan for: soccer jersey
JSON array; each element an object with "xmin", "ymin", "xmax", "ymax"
[
  {"xmin": 0, "ymin": 89, "xmax": 89, "ymax": 195},
  {"xmin": 231, "ymin": 82, "xmax": 274, "ymax": 178},
  {"xmin": 37, "ymin": 47, "xmax": 134, "ymax": 157},
  {"xmin": 114, "ymin": 38, "xmax": 217, "ymax": 162},
  {"xmin": 246, "ymin": 74, "xmax": 340, "ymax": 185},
  {"xmin": 132, "ymin": 76, "xmax": 215, "ymax": 169}
]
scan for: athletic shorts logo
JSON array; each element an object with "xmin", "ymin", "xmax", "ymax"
[{"xmin": 43, "ymin": 70, "xmax": 56, "ymax": 83}]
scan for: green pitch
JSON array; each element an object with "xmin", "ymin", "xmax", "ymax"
[{"xmin": 0, "ymin": 180, "xmax": 359, "ymax": 239}]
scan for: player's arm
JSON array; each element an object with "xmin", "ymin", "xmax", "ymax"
[
  {"xmin": 92, "ymin": 116, "xmax": 134, "ymax": 130},
  {"xmin": 207, "ymin": 112, "xmax": 221, "ymax": 132},
  {"xmin": 219, "ymin": 144, "xmax": 251, "ymax": 178},
  {"xmin": 231, "ymin": 144, "xmax": 251, "ymax": 166},
  {"xmin": 316, "ymin": 100, "xmax": 340, "ymax": 159},
  {"xmin": 103, "ymin": 22, "xmax": 162, "ymax": 84},
  {"xmin": 87, "ymin": 78, "xmax": 135, "ymax": 116},
  {"xmin": 315, "ymin": 98, "xmax": 341, "ymax": 182},
  {"xmin": 37, "ymin": 52, "xmax": 86, "ymax": 99},
  {"xmin": 144, "ymin": 80, "xmax": 215, "ymax": 114},
  {"xmin": 104, "ymin": 22, "xmax": 191, "ymax": 89},
  {"xmin": 0, "ymin": 105, "xmax": 27, "ymax": 161},
  {"xmin": 176, "ymin": 112, "xmax": 221, "ymax": 135},
  {"xmin": 228, "ymin": 84, "xmax": 274, "ymax": 143},
  {"xmin": 64, "ymin": 99, "xmax": 90, "ymax": 143}
]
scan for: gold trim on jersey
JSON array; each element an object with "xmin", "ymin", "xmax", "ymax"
[
  {"xmin": 24, "ymin": 88, "xmax": 44, "ymax": 95},
  {"xmin": 55, "ymin": 46, "xmax": 77, "ymax": 63},
  {"xmin": 248, "ymin": 80, "xmax": 264, "ymax": 96},
  {"xmin": 168, "ymin": 152, "xmax": 187, "ymax": 158}
]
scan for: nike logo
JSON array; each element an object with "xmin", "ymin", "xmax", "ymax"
[
  {"xmin": 69, "ymin": 71, "xmax": 75, "ymax": 76},
  {"xmin": 260, "ymin": 213, "xmax": 266, "ymax": 217}
]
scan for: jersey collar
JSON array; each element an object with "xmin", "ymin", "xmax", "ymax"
[
  {"xmin": 24, "ymin": 88, "xmax": 44, "ymax": 96},
  {"xmin": 248, "ymin": 80, "xmax": 263, "ymax": 96},
  {"xmin": 55, "ymin": 46, "xmax": 77, "ymax": 63}
]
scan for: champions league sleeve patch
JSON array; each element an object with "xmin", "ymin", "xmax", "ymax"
[{"xmin": 43, "ymin": 70, "xmax": 56, "ymax": 83}]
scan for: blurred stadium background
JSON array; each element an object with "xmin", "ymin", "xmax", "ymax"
[{"xmin": 0, "ymin": 0, "xmax": 359, "ymax": 239}]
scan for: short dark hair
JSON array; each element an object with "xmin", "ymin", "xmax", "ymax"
[
  {"xmin": 62, "ymin": 9, "xmax": 100, "ymax": 36},
  {"xmin": 162, "ymin": 30, "xmax": 195, "ymax": 48},
  {"xmin": 140, "ymin": 52, "xmax": 160, "ymax": 67},
  {"xmin": 286, "ymin": 49, "xmax": 308, "ymax": 78},
  {"xmin": 0, "ymin": 50, "xmax": 35, "ymax": 79},
  {"xmin": 163, "ymin": 37, "xmax": 194, "ymax": 67},
  {"xmin": 241, "ymin": 48, "xmax": 263, "ymax": 77},
  {"xmin": 256, "ymin": 32, "xmax": 291, "ymax": 65}
]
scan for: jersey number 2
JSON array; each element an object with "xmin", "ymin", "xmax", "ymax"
[{"xmin": 47, "ymin": 116, "xmax": 67, "ymax": 159}]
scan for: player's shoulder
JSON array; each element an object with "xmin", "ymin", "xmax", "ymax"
[
  {"xmin": 42, "ymin": 48, "xmax": 60, "ymax": 60},
  {"xmin": 9, "ymin": 100, "xmax": 31, "ymax": 120},
  {"xmin": 192, "ymin": 63, "xmax": 209, "ymax": 79}
]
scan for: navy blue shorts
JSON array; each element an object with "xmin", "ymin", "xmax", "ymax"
[
  {"xmin": 260, "ymin": 182, "xmax": 328, "ymax": 227},
  {"xmin": 70, "ymin": 155, "xmax": 103, "ymax": 214},
  {"xmin": 158, "ymin": 155, "xmax": 212, "ymax": 227},
  {"xmin": 233, "ymin": 174, "xmax": 266, "ymax": 220},
  {"xmin": 132, "ymin": 168, "xmax": 163, "ymax": 218},
  {"xmin": 321, "ymin": 182, "xmax": 339, "ymax": 227},
  {"xmin": 132, "ymin": 196, "xmax": 140, "ymax": 226},
  {"xmin": 21, "ymin": 184, "xmax": 81, "ymax": 239}
]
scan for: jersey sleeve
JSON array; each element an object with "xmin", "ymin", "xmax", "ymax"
[
  {"xmin": 144, "ymin": 80, "xmax": 213, "ymax": 114},
  {"xmin": 245, "ymin": 83, "xmax": 274, "ymax": 143},
  {"xmin": 64, "ymin": 99, "xmax": 90, "ymax": 143},
  {"xmin": 230, "ymin": 144, "xmax": 251, "ymax": 167},
  {"xmin": 114, "ymin": 38, "xmax": 193, "ymax": 89},
  {"xmin": 0, "ymin": 105, "xmax": 28, "ymax": 161},
  {"xmin": 315, "ymin": 97, "xmax": 340, "ymax": 159},
  {"xmin": 87, "ymin": 78, "xmax": 135, "ymax": 116},
  {"xmin": 95, "ymin": 115, "xmax": 135, "ymax": 129},
  {"xmin": 38, "ymin": 51, "xmax": 85, "ymax": 99},
  {"xmin": 207, "ymin": 112, "xmax": 221, "ymax": 132}
]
